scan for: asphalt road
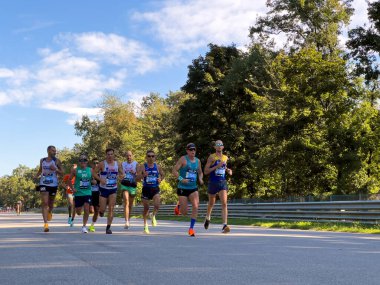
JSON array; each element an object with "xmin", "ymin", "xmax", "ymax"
[{"xmin": 0, "ymin": 212, "xmax": 379, "ymax": 285}]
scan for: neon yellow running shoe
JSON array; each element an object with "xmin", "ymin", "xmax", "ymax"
[
  {"xmin": 88, "ymin": 225, "xmax": 95, "ymax": 232},
  {"xmin": 144, "ymin": 224, "xmax": 150, "ymax": 234},
  {"xmin": 152, "ymin": 215, "xmax": 157, "ymax": 227}
]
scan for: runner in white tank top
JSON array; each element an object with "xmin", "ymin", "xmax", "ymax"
[
  {"xmin": 93, "ymin": 148, "xmax": 123, "ymax": 234},
  {"xmin": 35, "ymin": 145, "xmax": 63, "ymax": 232}
]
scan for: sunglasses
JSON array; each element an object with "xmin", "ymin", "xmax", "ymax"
[
  {"xmin": 93, "ymin": 162, "xmax": 99, "ymax": 164},
  {"xmin": 215, "ymin": 143, "xmax": 223, "ymax": 147},
  {"xmin": 79, "ymin": 159, "xmax": 88, "ymax": 162},
  {"xmin": 147, "ymin": 155, "xmax": 155, "ymax": 158},
  {"xmin": 187, "ymin": 148, "xmax": 196, "ymax": 151}
]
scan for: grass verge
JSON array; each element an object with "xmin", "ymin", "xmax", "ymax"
[{"xmin": 153, "ymin": 216, "xmax": 380, "ymax": 234}]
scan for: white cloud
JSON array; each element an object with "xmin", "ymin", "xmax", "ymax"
[
  {"xmin": 133, "ymin": 0, "xmax": 268, "ymax": 53},
  {"xmin": 57, "ymin": 32, "xmax": 157, "ymax": 74},
  {"xmin": 349, "ymin": 0, "xmax": 371, "ymax": 29},
  {"xmin": 0, "ymin": 32, "xmax": 156, "ymax": 114},
  {"xmin": 42, "ymin": 101, "xmax": 102, "ymax": 125},
  {"xmin": 125, "ymin": 90, "xmax": 149, "ymax": 106},
  {"xmin": 0, "ymin": 92, "xmax": 12, "ymax": 106},
  {"xmin": 0, "ymin": 68, "xmax": 14, "ymax": 78}
]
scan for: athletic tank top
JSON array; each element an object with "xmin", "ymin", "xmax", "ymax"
[
  {"xmin": 178, "ymin": 155, "xmax": 198, "ymax": 189},
  {"xmin": 209, "ymin": 154, "xmax": 228, "ymax": 182},
  {"xmin": 39, "ymin": 158, "xmax": 58, "ymax": 187},
  {"xmin": 74, "ymin": 166, "xmax": 92, "ymax": 196},
  {"xmin": 100, "ymin": 161, "xmax": 118, "ymax": 190},
  {"xmin": 143, "ymin": 163, "xmax": 159, "ymax": 188},
  {"xmin": 122, "ymin": 161, "xmax": 138, "ymax": 184}
]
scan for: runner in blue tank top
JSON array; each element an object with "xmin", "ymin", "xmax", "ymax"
[
  {"xmin": 136, "ymin": 150, "xmax": 165, "ymax": 234},
  {"xmin": 35, "ymin": 145, "xmax": 63, "ymax": 232},
  {"xmin": 93, "ymin": 148, "xmax": 124, "ymax": 234},
  {"xmin": 204, "ymin": 140, "xmax": 233, "ymax": 234},
  {"xmin": 172, "ymin": 143, "xmax": 204, "ymax": 236}
]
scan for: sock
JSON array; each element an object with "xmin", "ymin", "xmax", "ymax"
[
  {"xmin": 106, "ymin": 225, "xmax": 110, "ymax": 230},
  {"xmin": 190, "ymin": 218, "xmax": 196, "ymax": 229},
  {"xmin": 223, "ymin": 224, "xmax": 227, "ymax": 229},
  {"xmin": 206, "ymin": 215, "xmax": 211, "ymax": 220}
]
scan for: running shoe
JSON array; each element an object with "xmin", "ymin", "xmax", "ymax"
[
  {"xmin": 70, "ymin": 220, "xmax": 74, "ymax": 227},
  {"xmin": 43, "ymin": 223, "xmax": 49, "ymax": 232},
  {"xmin": 47, "ymin": 212, "xmax": 53, "ymax": 221},
  {"xmin": 222, "ymin": 225, "xmax": 231, "ymax": 234},
  {"xmin": 88, "ymin": 225, "xmax": 95, "ymax": 232},
  {"xmin": 152, "ymin": 215, "xmax": 157, "ymax": 227},
  {"xmin": 124, "ymin": 222, "xmax": 129, "ymax": 229},
  {"xmin": 99, "ymin": 212, "xmax": 104, "ymax": 217},
  {"xmin": 204, "ymin": 218, "xmax": 210, "ymax": 230},
  {"xmin": 82, "ymin": 226, "xmax": 88, "ymax": 233},
  {"xmin": 67, "ymin": 217, "xmax": 72, "ymax": 224},
  {"xmin": 188, "ymin": 228, "xmax": 195, "ymax": 237},
  {"xmin": 106, "ymin": 228, "xmax": 112, "ymax": 234},
  {"xmin": 143, "ymin": 225, "xmax": 150, "ymax": 234},
  {"xmin": 174, "ymin": 203, "xmax": 180, "ymax": 216}
]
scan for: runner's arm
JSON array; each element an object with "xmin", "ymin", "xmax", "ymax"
[
  {"xmin": 204, "ymin": 155, "xmax": 214, "ymax": 175},
  {"xmin": 172, "ymin": 157, "xmax": 184, "ymax": 179},
  {"xmin": 226, "ymin": 161, "xmax": 232, "ymax": 176},
  {"xmin": 35, "ymin": 159, "xmax": 43, "ymax": 179},
  {"xmin": 118, "ymin": 161, "xmax": 124, "ymax": 180},
  {"xmin": 197, "ymin": 159, "xmax": 204, "ymax": 185},
  {"xmin": 55, "ymin": 159, "xmax": 64, "ymax": 176},
  {"xmin": 158, "ymin": 165, "xmax": 165, "ymax": 182},
  {"xmin": 93, "ymin": 162, "xmax": 103, "ymax": 183},
  {"xmin": 135, "ymin": 164, "xmax": 144, "ymax": 182},
  {"xmin": 67, "ymin": 168, "xmax": 76, "ymax": 192}
]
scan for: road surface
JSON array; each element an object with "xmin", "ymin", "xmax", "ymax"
[{"xmin": 0, "ymin": 213, "xmax": 379, "ymax": 285}]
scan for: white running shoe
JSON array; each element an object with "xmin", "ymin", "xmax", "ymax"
[
  {"xmin": 124, "ymin": 222, "xmax": 130, "ymax": 229},
  {"xmin": 81, "ymin": 226, "xmax": 88, "ymax": 233}
]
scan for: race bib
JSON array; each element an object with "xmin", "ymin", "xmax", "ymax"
[
  {"xmin": 106, "ymin": 178, "xmax": 117, "ymax": 188},
  {"xmin": 215, "ymin": 168, "xmax": 226, "ymax": 177},
  {"xmin": 79, "ymin": 180, "xmax": 90, "ymax": 189},
  {"xmin": 42, "ymin": 175, "xmax": 53, "ymax": 184},
  {"xmin": 91, "ymin": 184, "xmax": 99, "ymax": 192},
  {"xmin": 125, "ymin": 172, "xmax": 134, "ymax": 182},
  {"xmin": 185, "ymin": 171, "xmax": 197, "ymax": 182},
  {"xmin": 146, "ymin": 175, "xmax": 157, "ymax": 184}
]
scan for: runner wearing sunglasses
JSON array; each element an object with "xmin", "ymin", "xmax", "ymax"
[
  {"xmin": 204, "ymin": 140, "xmax": 232, "ymax": 233},
  {"xmin": 172, "ymin": 143, "xmax": 203, "ymax": 236},
  {"xmin": 136, "ymin": 150, "xmax": 165, "ymax": 234}
]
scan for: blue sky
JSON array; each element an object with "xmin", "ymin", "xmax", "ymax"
[{"xmin": 0, "ymin": 0, "xmax": 369, "ymax": 176}]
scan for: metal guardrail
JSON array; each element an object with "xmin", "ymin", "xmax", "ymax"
[{"xmin": 113, "ymin": 200, "xmax": 380, "ymax": 223}]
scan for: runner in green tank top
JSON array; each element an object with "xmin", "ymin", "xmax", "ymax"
[{"xmin": 68, "ymin": 154, "xmax": 94, "ymax": 233}]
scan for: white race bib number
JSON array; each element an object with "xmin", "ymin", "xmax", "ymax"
[
  {"xmin": 185, "ymin": 171, "xmax": 197, "ymax": 182},
  {"xmin": 146, "ymin": 176, "xmax": 157, "ymax": 184},
  {"xmin": 215, "ymin": 168, "xmax": 225, "ymax": 177}
]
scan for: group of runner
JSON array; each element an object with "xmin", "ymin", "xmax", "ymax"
[{"xmin": 35, "ymin": 140, "xmax": 232, "ymax": 236}]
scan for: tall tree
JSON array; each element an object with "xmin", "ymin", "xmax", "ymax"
[{"xmin": 251, "ymin": 0, "xmax": 353, "ymax": 56}]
